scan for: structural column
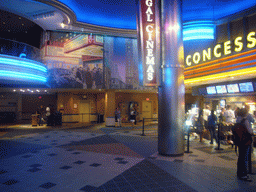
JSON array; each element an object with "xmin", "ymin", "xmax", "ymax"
[
  {"xmin": 104, "ymin": 91, "xmax": 116, "ymax": 118},
  {"xmin": 158, "ymin": 0, "xmax": 185, "ymax": 156}
]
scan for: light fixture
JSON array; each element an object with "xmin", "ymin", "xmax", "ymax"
[
  {"xmin": 0, "ymin": 70, "xmax": 47, "ymax": 82},
  {"xmin": 183, "ymin": 20, "xmax": 215, "ymax": 41},
  {"xmin": 0, "ymin": 56, "xmax": 47, "ymax": 72},
  {"xmin": 32, "ymin": 11, "xmax": 55, "ymax": 20}
]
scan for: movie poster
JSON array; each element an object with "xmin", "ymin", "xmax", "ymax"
[{"xmin": 41, "ymin": 32, "xmax": 103, "ymax": 89}]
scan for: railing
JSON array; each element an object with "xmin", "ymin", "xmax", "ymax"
[
  {"xmin": 62, "ymin": 113, "xmax": 97, "ymax": 123},
  {"xmin": 21, "ymin": 112, "xmax": 103, "ymax": 123}
]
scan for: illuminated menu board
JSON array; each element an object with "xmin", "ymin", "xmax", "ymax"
[
  {"xmin": 227, "ymin": 84, "xmax": 240, "ymax": 93},
  {"xmin": 216, "ymin": 85, "xmax": 227, "ymax": 94},
  {"xmin": 239, "ymin": 82, "xmax": 254, "ymax": 92},
  {"xmin": 206, "ymin": 86, "xmax": 216, "ymax": 94}
]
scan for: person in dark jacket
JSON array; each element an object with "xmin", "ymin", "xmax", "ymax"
[
  {"xmin": 236, "ymin": 108, "xmax": 253, "ymax": 181},
  {"xmin": 208, "ymin": 110, "xmax": 217, "ymax": 144}
]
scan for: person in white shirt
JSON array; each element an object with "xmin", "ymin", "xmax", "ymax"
[
  {"xmin": 203, "ymin": 105, "xmax": 211, "ymax": 128},
  {"xmin": 224, "ymin": 105, "xmax": 235, "ymax": 123}
]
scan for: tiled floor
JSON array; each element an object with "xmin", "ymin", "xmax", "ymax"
[{"xmin": 0, "ymin": 124, "xmax": 256, "ymax": 192}]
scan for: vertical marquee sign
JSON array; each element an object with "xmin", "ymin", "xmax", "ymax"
[{"xmin": 137, "ymin": 0, "xmax": 160, "ymax": 86}]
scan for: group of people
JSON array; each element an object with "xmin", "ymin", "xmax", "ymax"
[
  {"xmin": 75, "ymin": 66, "xmax": 103, "ymax": 89},
  {"xmin": 196, "ymin": 106, "xmax": 217, "ymax": 144},
  {"xmin": 196, "ymin": 105, "xmax": 255, "ymax": 182},
  {"xmin": 114, "ymin": 107, "xmax": 138, "ymax": 127}
]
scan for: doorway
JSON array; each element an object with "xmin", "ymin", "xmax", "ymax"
[
  {"xmin": 79, "ymin": 101, "xmax": 90, "ymax": 122},
  {"xmin": 142, "ymin": 101, "xmax": 152, "ymax": 120}
]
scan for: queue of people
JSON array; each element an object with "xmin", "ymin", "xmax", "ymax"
[{"xmin": 192, "ymin": 104, "xmax": 255, "ymax": 182}]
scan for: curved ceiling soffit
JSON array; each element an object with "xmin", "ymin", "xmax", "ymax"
[{"xmin": 35, "ymin": 0, "xmax": 137, "ymax": 36}]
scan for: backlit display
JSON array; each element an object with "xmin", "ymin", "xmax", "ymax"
[{"xmin": 206, "ymin": 86, "xmax": 216, "ymax": 94}]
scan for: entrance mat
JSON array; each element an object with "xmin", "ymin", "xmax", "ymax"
[{"xmin": 194, "ymin": 146, "xmax": 235, "ymax": 154}]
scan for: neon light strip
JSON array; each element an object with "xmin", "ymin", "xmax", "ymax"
[
  {"xmin": 183, "ymin": 29, "xmax": 214, "ymax": 35},
  {"xmin": 184, "ymin": 67, "xmax": 256, "ymax": 84},
  {"xmin": 0, "ymin": 57, "xmax": 47, "ymax": 73},
  {"xmin": 185, "ymin": 49, "xmax": 256, "ymax": 70},
  {"xmin": 183, "ymin": 35, "xmax": 214, "ymax": 41},
  {"xmin": 184, "ymin": 21, "xmax": 214, "ymax": 25},
  {"xmin": 0, "ymin": 70, "xmax": 47, "ymax": 82},
  {"xmin": 183, "ymin": 20, "xmax": 215, "ymax": 41},
  {"xmin": 185, "ymin": 55, "xmax": 256, "ymax": 77}
]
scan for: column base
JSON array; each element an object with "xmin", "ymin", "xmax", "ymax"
[{"xmin": 158, "ymin": 152, "xmax": 184, "ymax": 157}]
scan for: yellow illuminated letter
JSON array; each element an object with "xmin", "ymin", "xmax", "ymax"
[
  {"xmin": 193, "ymin": 52, "xmax": 201, "ymax": 64},
  {"xmin": 247, "ymin": 32, "xmax": 256, "ymax": 48},
  {"xmin": 224, "ymin": 40, "xmax": 231, "ymax": 55},
  {"xmin": 203, "ymin": 48, "xmax": 211, "ymax": 62},
  {"xmin": 186, "ymin": 55, "xmax": 192, "ymax": 66},
  {"xmin": 234, "ymin": 36, "xmax": 243, "ymax": 52},
  {"xmin": 214, "ymin": 44, "xmax": 222, "ymax": 58}
]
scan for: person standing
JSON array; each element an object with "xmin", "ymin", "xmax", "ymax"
[
  {"xmin": 37, "ymin": 105, "xmax": 45, "ymax": 126},
  {"xmin": 130, "ymin": 107, "xmax": 137, "ymax": 126},
  {"xmin": 235, "ymin": 108, "xmax": 253, "ymax": 181},
  {"xmin": 203, "ymin": 105, "xmax": 211, "ymax": 129},
  {"xmin": 115, "ymin": 107, "xmax": 121, "ymax": 127},
  {"xmin": 196, "ymin": 109, "xmax": 205, "ymax": 142},
  {"xmin": 85, "ymin": 67, "xmax": 92, "ymax": 89},
  {"xmin": 208, "ymin": 110, "xmax": 217, "ymax": 144},
  {"xmin": 224, "ymin": 105, "xmax": 235, "ymax": 123}
]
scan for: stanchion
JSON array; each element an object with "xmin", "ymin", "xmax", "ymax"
[
  {"xmin": 248, "ymin": 136, "xmax": 255, "ymax": 175},
  {"xmin": 215, "ymin": 123, "xmax": 223, "ymax": 150},
  {"xmin": 141, "ymin": 118, "xmax": 146, "ymax": 136},
  {"xmin": 184, "ymin": 126, "xmax": 193, "ymax": 153}
]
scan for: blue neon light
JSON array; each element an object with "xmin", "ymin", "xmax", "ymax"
[
  {"xmin": 53, "ymin": 0, "xmax": 255, "ymax": 30},
  {"xmin": 183, "ymin": 20, "xmax": 215, "ymax": 41},
  {"xmin": 0, "ymin": 70, "xmax": 47, "ymax": 82},
  {"xmin": 57, "ymin": 0, "xmax": 137, "ymax": 29},
  {"xmin": 0, "ymin": 57, "xmax": 47, "ymax": 73}
]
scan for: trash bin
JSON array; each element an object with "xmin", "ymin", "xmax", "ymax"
[
  {"xmin": 31, "ymin": 114, "xmax": 39, "ymax": 126},
  {"xmin": 106, "ymin": 117, "xmax": 115, "ymax": 127},
  {"xmin": 97, "ymin": 114, "xmax": 104, "ymax": 123}
]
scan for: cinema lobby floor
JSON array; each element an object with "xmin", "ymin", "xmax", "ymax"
[{"xmin": 1, "ymin": 123, "xmax": 256, "ymax": 192}]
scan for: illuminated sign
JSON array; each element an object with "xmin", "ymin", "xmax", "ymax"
[
  {"xmin": 138, "ymin": 0, "xmax": 159, "ymax": 86},
  {"xmin": 185, "ymin": 31, "xmax": 256, "ymax": 66}
]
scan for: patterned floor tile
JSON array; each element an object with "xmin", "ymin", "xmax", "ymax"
[
  {"xmin": 0, "ymin": 170, "xmax": 7, "ymax": 174},
  {"xmin": 39, "ymin": 182, "xmax": 57, "ymax": 189},
  {"xmin": 80, "ymin": 185, "xmax": 98, "ymax": 191},
  {"xmin": 2, "ymin": 179, "xmax": 19, "ymax": 185},
  {"xmin": 60, "ymin": 166, "xmax": 72, "ymax": 170},
  {"xmin": 60, "ymin": 143, "xmax": 143, "ymax": 158},
  {"xmin": 74, "ymin": 161, "xmax": 86, "ymax": 165},
  {"xmin": 90, "ymin": 163, "xmax": 102, "ymax": 167},
  {"xmin": 27, "ymin": 167, "xmax": 42, "ymax": 172}
]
